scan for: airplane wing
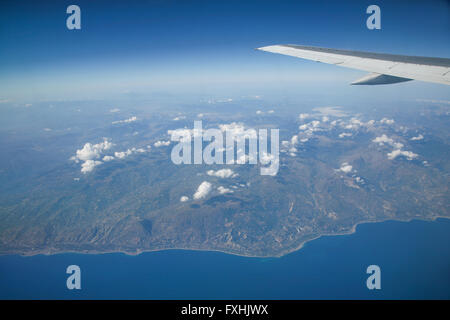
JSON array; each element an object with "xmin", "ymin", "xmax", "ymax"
[{"xmin": 257, "ymin": 44, "xmax": 450, "ymax": 86}]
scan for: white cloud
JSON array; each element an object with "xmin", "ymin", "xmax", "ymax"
[
  {"xmin": 81, "ymin": 160, "xmax": 102, "ymax": 174},
  {"xmin": 311, "ymin": 120, "xmax": 320, "ymax": 128},
  {"xmin": 372, "ymin": 135, "xmax": 418, "ymax": 161},
  {"xmin": 71, "ymin": 139, "xmax": 114, "ymax": 173},
  {"xmin": 109, "ymin": 108, "xmax": 120, "ymax": 113},
  {"xmin": 102, "ymin": 155, "xmax": 114, "ymax": 161},
  {"xmin": 380, "ymin": 118, "xmax": 395, "ymax": 125},
  {"xmin": 299, "ymin": 113, "xmax": 310, "ymax": 120},
  {"xmin": 217, "ymin": 186, "xmax": 233, "ymax": 194},
  {"xmin": 339, "ymin": 132, "xmax": 352, "ymax": 138},
  {"xmin": 72, "ymin": 139, "xmax": 113, "ymax": 162},
  {"xmin": 112, "ymin": 116, "xmax": 137, "ymax": 124},
  {"xmin": 207, "ymin": 169, "xmax": 237, "ymax": 178},
  {"xmin": 268, "ymin": 110, "xmax": 275, "ymax": 114},
  {"xmin": 410, "ymin": 134, "xmax": 424, "ymax": 141},
  {"xmin": 256, "ymin": 110, "xmax": 263, "ymax": 115},
  {"xmin": 343, "ymin": 118, "xmax": 363, "ymax": 130},
  {"xmin": 339, "ymin": 162, "xmax": 353, "ymax": 173},
  {"xmin": 114, "ymin": 147, "xmax": 147, "ymax": 159},
  {"xmin": 154, "ymin": 140, "xmax": 171, "ymax": 147},
  {"xmin": 372, "ymin": 134, "xmax": 404, "ymax": 149},
  {"xmin": 387, "ymin": 149, "xmax": 418, "ymax": 160},
  {"xmin": 114, "ymin": 149, "xmax": 133, "ymax": 159},
  {"xmin": 313, "ymin": 106, "xmax": 348, "ymax": 117},
  {"xmin": 193, "ymin": 181, "xmax": 212, "ymax": 200},
  {"xmin": 290, "ymin": 135, "xmax": 299, "ymax": 145},
  {"xmin": 373, "ymin": 134, "xmax": 393, "ymax": 145},
  {"xmin": 180, "ymin": 196, "xmax": 189, "ymax": 202},
  {"xmin": 299, "ymin": 124, "xmax": 308, "ymax": 131}
]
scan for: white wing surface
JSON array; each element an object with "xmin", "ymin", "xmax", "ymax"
[{"xmin": 258, "ymin": 45, "xmax": 450, "ymax": 86}]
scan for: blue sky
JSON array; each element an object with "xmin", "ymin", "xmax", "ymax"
[{"xmin": 0, "ymin": 0, "xmax": 449, "ymax": 101}]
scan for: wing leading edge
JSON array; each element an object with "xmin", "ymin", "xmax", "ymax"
[{"xmin": 257, "ymin": 44, "xmax": 450, "ymax": 86}]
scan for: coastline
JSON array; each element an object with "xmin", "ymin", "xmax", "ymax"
[{"xmin": 2, "ymin": 215, "xmax": 449, "ymax": 259}]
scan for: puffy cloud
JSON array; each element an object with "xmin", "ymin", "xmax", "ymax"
[
  {"xmin": 173, "ymin": 116, "xmax": 186, "ymax": 121},
  {"xmin": 299, "ymin": 113, "xmax": 310, "ymax": 120},
  {"xmin": 154, "ymin": 140, "xmax": 171, "ymax": 147},
  {"xmin": 373, "ymin": 134, "xmax": 393, "ymax": 145},
  {"xmin": 290, "ymin": 135, "xmax": 299, "ymax": 145},
  {"xmin": 180, "ymin": 196, "xmax": 189, "ymax": 202},
  {"xmin": 71, "ymin": 139, "xmax": 113, "ymax": 162},
  {"xmin": 109, "ymin": 108, "xmax": 120, "ymax": 113},
  {"xmin": 112, "ymin": 116, "xmax": 137, "ymax": 124},
  {"xmin": 380, "ymin": 118, "xmax": 395, "ymax": 125},
  {"xmin": 114, "ymin": 147, "xmax": 148, "ymax": 159},
  {"xmin": 81, "ymin": 160, "xmax": 102, "ymax": 174},
  {"xmin": 372, "ymin": 135, "xmax": 418, "ymax": 161},
  {"xmin": 310, "ymin": 120, "xmax": 320, "ymax": 128},
  {"xmin": 217, "ymin": 186, "xmax": 233, "ymax": 194},
  {"xmin": 387, "ymin": 149, "xmax": 418, "ymax": 160},
  {"xmin": 343, "ymin": 118, "xmax": 363, "ymax": 130},
  {"xmin": 339, "ymin": 162, "xmax": 353, "ymax": 173},
  {"xmin": 102, "ymin": 155, "xmax": 114, "ymax": 161},
  {"xmin": 114, "ymin": 149, "xmax": 133, "ymax": 159},
  {"xmin": 71, "ymin": 139, "xmax": 114, "ymax": 173},
  {"xmin": 299, "ymin": 124, "xmax": 308, "ymax": 131},
  {"xmin": 339, "ymin": 132, "xmax": 352, "ymax": 138},
  {"xmin": 207, "ymin": 169, "xmax": 237, "ymax": 178},
  {"xmin": 268, "ymin": 110, "xmax": 275, "ymax": 114},
  {"xmin": 372, "ymin": 134, "xmax": 404, "ymax": 149},
  {"xmin": 410, "ymin": 134, "xmax": 424, "ymax": 141},
  {"xmin": 256, "ymin": 110, "xmax": 263, "ymax": 115},
  {"xmin": 299, "ymin": 120, "xmax": 321, "ymax": 133},
  {"xmin": 193, "ymin": 181, "xmax": 212, "ymax": 200}
]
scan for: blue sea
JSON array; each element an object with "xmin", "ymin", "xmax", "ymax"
[{"xmin": 1, "ymin": 219, "xmax": 449, "ymax": 299}]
